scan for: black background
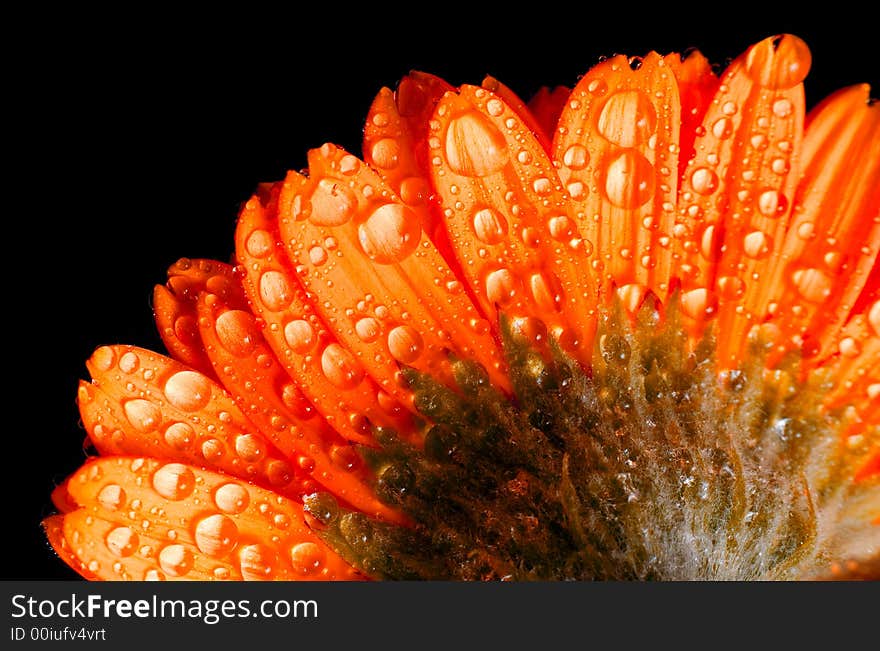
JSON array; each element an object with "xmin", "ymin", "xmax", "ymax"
[{"xmin": 8, "ymin": 10, "xmax": 877, "ymax": 579}]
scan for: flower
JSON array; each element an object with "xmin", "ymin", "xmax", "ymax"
[{"xmin": 45, "ymin": 34, "xmax": 878, "ymax": 581}]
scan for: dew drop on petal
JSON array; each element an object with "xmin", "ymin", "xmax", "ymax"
[
  {"xmin": 123, "ymin": 399, "xmax": 161, "ymax": 433},
  {"xmin": 235, "ymin": 434, "xmax": 266, "ymax": 463},
  {"xmin": 119, "ymin": 352, "xmax": 139, "ymax": 374},
  {"xmin": 485, "ymin": 268, "xmax": 519, "ymax": 307},
  {"xmin": 195, "ymin": 514, "xmax": 239, "ymax": 557},
  {"xmin": 290, "ymin": 542, "xmax": 325, "ymax": 576},
  {"xmin": 106, "ymin": 527, "xmax": 138, "ymax": 557},
  {"xmin": 532, "ymin": 177, "xmax": 552, "ymax": 196},
  {"xmin": 321, "ymin": 343, "xmax": 364, "ymax": 390},
  {"xmin": 596, "ymin": 91, "xmax": 657, "ymax": 147},
  {"xmin": 791, "ymin": 268, "xmax": 833, "ymax": 303},
  {"xmin": 562, "ymin": 144, "xmax": 590, "ymax": 170},
  {"xmin": 717, "ymin": 276, "xmax": 745, "ymax": 300},
  {"xmin": 869, "ymin": 301, "xmax": 880, "ymax": 337},
  {"xmin": 399, "ymin": 177, "xmax": 428, "ymax": 206},
  {"xmin": 486, "ymin": 98, "xmax": 504, "ymax": 117},
  {"xmin": 355, "ymin": 317, "xmax": 381, "ymax": 343},
  {"xmin": 742, "ymin": 231, "xmax": 772, "ymax": 259},
  {"xmin": 283, "ymin": 320, "xmax": 316, "ymax": 354},
  {"xmin": 744, "ymin": 34, "xmax": 811, "ymax": 89},
  {"xmin": 246, "ymin": 229, "xmax": 274, "ymax": 258},
  {"xmin": 214, "ymin": 483, "xmax": 249, "ymax": 514},
  {"xmin": 838, "ymin": 337, "xmax": 861, "ymax": 358},
  {"xmin": 159, "ymin": 544, "xmax": 193, "ymax": 577},
  {"xmin": 98, "ymin": 484, "xmax": 126, "ymax": 511},
  {"xmin": 690, "ymin": 167, "xmax": 718, "ymax": 196},
  {"xmin": 444, "ymin": 110, "xmax": 509, "ymax": 177},
  {"xmin": 529, "ymin": 271, "xmax": 564, "ymax": 312},
  {"xmin": 164, "ymin": 371, "xmax": 212, "ymax": 412},
  {"xmin": 548, "ymin": 215, "xmax": 575, "ymax": 241},
  {"xmin": 712, "ymin": 117, "xmax": 732, "ymax": 139},
  {"xmin": 472, "ymin": 207, "xmax": 508, "ymax": 245},
  {"xmin": 215, "ymin": 310, "xmax": 260, "ymax": 357},
  {"xmin": 152, "ymin": 463, "xmax": 195, "ymax": 501},
  {"xmin": 387, "ymin": 325, "xmax": 423, "ymax": 364},
  {"xmin": 680, "ymin": 288, "xmax": 710, "ymax": 319},
  {"xmin": 92, "ymin": 346, "xmax": 117, "ymax": 372},
  {"xmin": 370, "ymin": 138, "xmax": 400, "ymax": 169},
  {"xmin": 358, "ymin": 204, "xmax": 421, "ymax": 264},
  {"xmin": 309, "ymin": 178, "xmax": 357, "ymax": 227},
  {"xmin": 259, "ymin": 271, "xmax": 294, "ymax": 311},
  {"xmin": 603, "ymin": 151, "xmax": 654, "ymax": 209},
  {"xmin": 164, "ymin": 422, "xmax": 195, "ymax": 450},
  {"xmin": 239, "ymin": 544, "xmax": 277, "ymax": 581},
  {"xmin": 201, "ymin": 439, "xmax": 224, "ymax": 461},
  {"xmin": 757, "ymin": 190, "xmax": 788, "ymax": 217}
]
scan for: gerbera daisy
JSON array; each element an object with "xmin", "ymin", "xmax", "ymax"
[{"xmin": 44, "ymin": 34, "xmax": 878, "ymax": 581}]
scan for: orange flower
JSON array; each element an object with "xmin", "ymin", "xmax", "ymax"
[{"xmin": 46, "ymin": 34, "xmax": 879, "ymax": 581}]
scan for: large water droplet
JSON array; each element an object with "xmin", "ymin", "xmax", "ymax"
[
  {"xmin": 290, "ymin": 542, "xmax": 325, "ymax": 576},
  {"xmin": 246, "ymin": 229, "xmax": 274, "ymax": 258},
  {"xmin": 529, "ymin": 271, "xmax": 564, "ymax": 312},
  {"xmin": 387, "ymin": 325, "xmax": 423, "ymax": 364},
  {"xmin": 399, "ymin": 176, "xmax": 428, "ymax": 206},
  {"xmin": 158, "ymin": 544, "xmax": 193, "ymax": 577},
  {"xmin": 745, "ymin": 35, "xmax": 811, "ymax": 89},
  {"xmin": 215, "ymin": 310, "xmax": 260, "ymax": 357},
  {"xmin": 603, "ymin": 151, "xmax": 654, "ymax": 209},
  {"xmin": 195, "ymin": 514, "xmax": 239, "ymax": 557},
  {"xmin": 321, "ymin": 343, "xmax": 364, "ymax": 390},
  {"xmin": 370, "ymin": 138, "xmax": 400, "ymax": 169},
  {"xmin": 690, "ymin": 167, "xmax": 718, "ymax": 195},
  {"xmin": 485, "ymin": 268, "xmax": 519, "ymax": 307},
  {"xmin": 119, "ymin": 352, "xmax": 139, "ymax": 374},
  {"xmin": 239, "ymin": 543, "xmax": 277, "ymax": 581},
  {"xmin": 717, "ymin": 275, "xmax": 745, "ymax": 300},
  {"xmin": 562, "ymin": 144, "xmax": 590, "ymax": 170},
  {"xmin": 164, "ymin": 371, "xmax": 212, "ymax": 412},
  {"xmin": 164, "ymin": 422, "xmax": 195, "ymax": 450},
  {"xmin": 152, "ymin": 463, "xmax": 195, "ymax": 500},
  {"xmin": 596, "ymin": 90, "xmax": 657, "ymax": 147},
  {"xmin": 358, "ymin": 203, "xmax": 421, "ymax": 264},
  {"xmin": 711, "ymin": 117, "xmax": 732, "ymax": 139},
  {"xmin": 98, "ymin": 484, "xmax": 126, "ymax": 511},
  {"xmin": 444, "ymin": 110, "xmax": 509, "ymax": 177},
  {"xmin": 106, "ymin": 526, "xmax": 139, "ymax": 557},
  {"xmin": 680, "ymin": 288, "xmax": 710, "ymax": 319},
  {"xmin": 123, "ymin": 399, "xmax": 161, "ymax": 432},
  {"xmin": 235, "ymin": 434, "xmax": 266, "ymax": 463},
  {"xmin": 259, "ymin": 271, "xmax": 294, "ymax": 311},
  {"xmin": 92, "ymin": 346, "xmax": 116, "ymax": 372},
  {"xmin": 472, "ymin": 207, "xmax": 508, "ymax": 244},
  {"xmin": 308, "ymin": 178, "xmax": 357, "ymax": 226},
  {"xmin": 283, "ymin": 320, "xmax": 316, "ymax": 354},
  {"xmin": 742, "ymin": 230, "xmax": 772, "ymax": 259},
  {"xmin": 548, "ymin": 215, "xmax": 575, "ymax": 241},
  {"xmin": 355, "ymin": 317, "xmax": 381, "ymax": 343},
  {"xmin": 791, "ymin": 267, "xmax": 833, "ymax": 302},
  {"xmin": 215, "ymin": 483, "xmax": 249, "ymax": 514}
]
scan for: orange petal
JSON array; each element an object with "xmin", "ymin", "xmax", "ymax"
[
  {"xmin": 855, "ymin": 451, "xmax": 880, "ymax": 483},
  {"xmin": 825, "ymin": 299, "xmax": 880, "ymax": 420},
  {"xmin": 235, "ymin": 193, "xmax": 417, "ymax": 445},
  {"xmin": 43, "ymin": 514, "xmax": 98, "ymax": 580},
  {"xmin": 77, "ymin": 347, "xmax": 317, "ymax": 501},
  {"xmin": 277, "ymin": 145, "xmax": 510, "ymax": 398},
  {"xmin": 527, "ymin": 85, "xmax": 570, "ymax": 141},
  {"xmin": 51, "ymin": 482, "xmax": 79, "ymax": 513},
  {"xmin": 664, "ymin": 50, "xmax": 719, "ymax": 179},
  {"xmin": 482, "ymin": 75, "xmax": 552, "ymax": 152},
  {"xmin": 429, "ymin": 85, "xmax": 599, "ymax": 363},
  {"xmin": 674, "ymin": 35, "xmax": 809, "ymax": 365},
  {"xmin": 553, "ymin": 52, "xmax": 681, "ymax": 305},
  {"xmin": 767, "ymin": 84, "xmax": 880, "ymax": 362},
  {"xmin": 61, "ymin": 456, "xmax": 362, "ymax": 580},
  {"xmin": 153, "ymin": 259, "xmax": 248, "ymax": 378}
]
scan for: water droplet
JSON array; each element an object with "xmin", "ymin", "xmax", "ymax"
[
  {"xmin": 152, "ymin": 463, "xmax": 195, "ymax": 500},
  {"xmin": 711, "ymin": 117, "xmax": 732, "ymax": 139},
  {"xmin": 689, "ymin": 167, "xmax": 718, "ymax": 196},
  {"xmin": 246, "ymin": 229, "xmax": 273, "ymax": 258},
  {"xmin": 517, "ymin": 150, "xmax": 532, "ymax": 164},
  {"xmin": 215, "ymin": 483, "xmax": 249, "ymax": 514},
  {"xmin": 387, "ymin": 325, "xmax": 423, "ymax": 364},
  {"xmin": 106, "ymin": 526, "xmax": 138, "ymax": 557},
  {"xmin": 399, "ymin": 176, "xmax": 427, "ymax": 206},
  {"xmin": 444, "ymin": 111, "xmax": 509, "ymax": 176},
  {"xmin": 201, "ymin": 439, "xmax": 224, "ymax": 461},
  {"xmin": 215, "ymin": 310, "xmax": 260, "ymax": 357},
  {"xmin": 159, "ymin": 544, "xmax": 193, "ymax": 577},
  {"xmin": 567, "ymin": 181, "xmax": 586, "ymax": 200},
  {"xmin": 308, "ymin": 178, "xmax": 357, "ymax": 227},
  {"xmin": 355, "ymin": 317, "xmax": 381, "ymax": 343},
  {"xmin": 370, "ymin": 138, "xmax": 400, "ymax": 169},
  {"xmin": 92, "ymin": 346, "xmax": 116, "ymax": 372},
  {"xmin": 118, "ymin": 352, "xmax": 139, "ymax": 374},
  {"xmin": 839, "ymin": 337, "xmax": 861, "ymax": 358},
  {"xmin": 472, "ymin": 207, "xmax": 508, "ymax": 244},
  {"xmin": 772, "ymin": 98, "xmax": 793, "ymax": 118},
  {"xmin": 796, "ymin": 221, "xmax": 815, "ymax": 240},
  {"xmin": 680, "ymin": 288, "xmax": 710, "ymax": 319},
  {"xmin": 321, "ymin": 343, "xmax": 364, "ymax": 390},
  {"xmin": 144, "ymin": 569, "xmax": 165, "ymax": 581},
  {"xmin": 532, "ymin": 177, "xmax": 552, "ymax": 195},
  {"xmin": 603, "ymin": 150, "xmax": 654, "ymax": 208},
  {"xmin": 721, "ymin": 101, "xmax": 737, "ymax": 116},
  {"xmin": 485, "ymin": 268, "xmax": 519, "ymax": 307},
  {"xmin": 235, "ymin": 434, "xmax": 266, "ymax": 463},
  {"xmin": 596, "ymin": 90, "xmax": 657, "ymax": 147},
  {"xmin": 358, "ymin": 203, "xmax": 421, "ymax": 264},
  {"xmin": 195, "ymin": 514, "xmax": 239, "ymax": 557},
  {"xmin": 486, "ymin": 98, "xmax": 504, "ymax": 116},
  {"xmin": 283, "ymin": 320, "xmax": 316, "ymax": 354},
  {"xmin": 717, "ymin": 275, "xmax": 745, "ymax": 299},
  {"xmin": 742, "ymin": 231, "xmax": 772, "ymax": 259},
  {"xmin": 587, "ymin": 79, "xmax": 607, "ymax": 95},
  {"xmin": 562, "ymin": 144, "xmax": 589, "ymax": 170},
  {"xmin": 239, "ymin": 544, "xmax": 277, "ymax": 581},
  {"xmin": 97, "ymin": 484, "xmax": 126, "ymax": 511},
  {"xmin": 164, "ymin": 371, "xmax": 212, "ymax": 412},
  {"xmin": 868, "ymin": 301, "xmax": 880, "ymax": 337},
  {"xmin": 259, "ymin": 271, "xmax": 294, "ymax": 311},
  {"xmin": 123, "ymin": 399, "xmax": 161, "ymax": 432},
  {"xmin": 548, "ymin": 215, "xmax": 574, "ymax": 241},
  {"xmin": 290, "ymin": 542, "xmax": 325, "ymax": 576},
  {"xmin": 529, "ymin": 271, "xmax": 563, "ymax": 312},
  {"xmin": 791, "ymin": 267, "xmax": 833, "ymax": 302},
  {"xmin": 757, "ymin": 189, "xmax": 788, "ymax": 217},
  {"xmin": 307, "ymin": 246, "xmax": 327, "ymax": 266},
  {"xmin": 164, "ymin": 422, "xmax": 195, "ymax": 450},
  {"xmin": 744, "ymin": 34, "xmax": 811, "ymax": 89}
]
